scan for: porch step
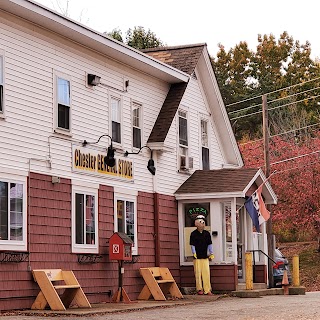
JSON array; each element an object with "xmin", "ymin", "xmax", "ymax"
[
  {"xmin": 232, "ymin": 287, "xmax": 284, "ymax": 298},
  {"xmin": 237, "ymin": 283, "xmax": 267, "ymax": 290}
]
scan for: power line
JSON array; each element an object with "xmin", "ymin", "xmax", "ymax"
[
  {"xmin": 229, "ymin": 86, "xmax": 320, "ymax": 118},
  {"xmin": 226, "ymin": 76, "xmax": 320, "ymax": 110},
  {"xmin": 238, "ymin": 122, "xmax": 320, "ymax": 146},
  {"xmin": 267, "ymin": 85, "xmax": 320, "ymax": 106},
  {"xmin": 265, "ymin": 76, "xmax": 320, "ymax": 97},
  {"xmin": 272, "ymin": 160, "xmax": 320, "ymax": 175},
  {"xmin": 270, "ymin": 149, "xmax": 320, "ymax": 166},
  {"xmin": 230, "ymin": 109, "xmax": 262, "ymax": 121},
  {"xmin": 268, "ymin": 93, "xmax": 320, "ymax": 113},
  {"xmin": 226, "ymin": 77, "xmax": 320, "ymax": 116}
]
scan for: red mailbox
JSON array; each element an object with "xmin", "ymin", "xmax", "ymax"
[{"xmin": 109, "ymin": 232, "xmax": 133, "ymax": 261}]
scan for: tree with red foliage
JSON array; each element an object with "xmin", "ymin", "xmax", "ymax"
[{"xmin": 240, "ymin": 132, "xmax": 320, "ymax": 242}]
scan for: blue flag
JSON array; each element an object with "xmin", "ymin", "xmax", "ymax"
[{"xmin": 245, "ymin": 196, "xmax": 260, "ymax": 232}]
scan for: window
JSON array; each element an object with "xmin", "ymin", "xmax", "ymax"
[
  {"xmin": 111, "ymin": 97, "xmax": 121, "ymax": 144},
  {"xmin": 0, "ymin": 54, "xmax": 4, "ymax": 113},
  {"xmin": 178, "ymin": 110, "xmax": 189, "ymax": 169},
  {"xmin": 0, "ymin": 179, "xmax": 27, "ymax": 251},
  {"xmin": 222, "ymin": 202, "xmax": 233, "ymax": 262},
  {"xmin": 114, "ymin": 191, "xmax": 137, "ymax": 255},
  {"xmin": 72, "ymin": 188, "xmax": 98, "ymax": 253},
  {"xmin": 132, "ymin": 102, "xmax": 141, "ymax": 149},
  {"xmin": 201, "ymin": 120, "xmax": 210, "ymax": 170},
  {"xmin": 57, "ymin": 77, "xmax": 70, "ymax": 130}
]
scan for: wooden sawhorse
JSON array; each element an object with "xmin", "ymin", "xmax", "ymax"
[
  {"xmin": 31, "ymin": 269, "xmax": 91, "ymax": 311},
  {"xmin": 138, "ymin": 267, "xmax": 183, "ymax": 301}
]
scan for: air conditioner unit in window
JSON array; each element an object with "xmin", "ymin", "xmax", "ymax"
[{"xmin": 180, "ymin": 156, "xmax": 193, "ymax": 170}]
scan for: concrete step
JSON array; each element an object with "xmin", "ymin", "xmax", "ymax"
[
  {"xmin": 237, "ymin": 283, "xmax": 267, "ymax": 290},
  {"xmin": 232, "ymin": 288, "xmax": 284, "ymax": 298}
]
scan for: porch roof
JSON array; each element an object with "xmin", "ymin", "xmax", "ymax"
[{"xmin": 174, "ymin": 168, "xmax": 277, "ymax": 204}]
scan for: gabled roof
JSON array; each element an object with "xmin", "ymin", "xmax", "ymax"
[
  {"xmin": 175, "ymin": 168, "xmax": 277, "ymax": 204},
  {"xmin": 144, "ymin": 43, "xmax": 243, "ymax": 167},
  {"xmin": 145, "ymin": 44, "xmax": 205, "ymax": 145},
  {"xmin": 142, "ymin": 44, "xmax": 206, "ymax": 75},
  {"xmin": 148, "ymin": 82, "xmax": 188, "ymax": 143}
]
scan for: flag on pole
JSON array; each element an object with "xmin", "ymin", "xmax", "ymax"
[{"xmin": 245, "ymin": 186, "xmax": 270, "ymax": 233}]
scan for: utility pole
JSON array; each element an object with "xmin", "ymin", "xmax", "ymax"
[{"xmin": 262, "ymin": 94, "xmax": 274, "ymax": 288}]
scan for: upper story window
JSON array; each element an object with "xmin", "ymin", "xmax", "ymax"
[
  {"xmin": 0, "ymin": 179, "xmax": 27, "ymax": 251},
  {"xmin": 114, "ymin": 189, "xmax": 138, "ymax": 255},
  {"xmin": 54, "ymin": 71, "xmax": 71, "ymax": 134},
  {"xmin": 0, "ymin": 54, "xmax": 4, "ymax": 113},
  {"xmin": 201, "ymin": 120, "xmax": 210, "ymax": 170},
  {"xmin": 72, "ymin": 186, "xmax": 98, "ymax": 254},
  {"xmin": 111, "ymin": 97, "xmax": 121, "ymax": 144},
  {"xmin": 57, "ymin": 77, "xmax": 70, "ymax": 130},
  {"xmin": 178, "ymin": 110, "xmax": 189, "ymax": 170},
  {"xmin": 132, "ymin": 102, "xmax": 142, "ymax": 149}
]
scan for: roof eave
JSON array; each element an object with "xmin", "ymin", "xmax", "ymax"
[{"xmin": 2, "ymin": 0, "xmax": 189, "ymax": 83}]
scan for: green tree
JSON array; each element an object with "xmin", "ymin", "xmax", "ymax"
[
  {"xmin": 126, "ymin": 26, "xmax": 163, "ymax": 49},
  {"xmin": 106, "ymin": 26, "xmax": 164, "ymax": 50},
  {"xmin": 104, "ymin": 28, "xmax": 124, "ymax": 43},
  {"xmin": 212, "ymin": 31, "xmax": 320, "ymax": 140}
]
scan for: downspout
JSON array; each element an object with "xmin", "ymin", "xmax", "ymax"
[
  {"xmin": 151, "ymin": 151, "xmax": 160, "ymax": 267},
  {"xmin": 154, "ymin": 192, "xmax": 160, "ymax": 267}
]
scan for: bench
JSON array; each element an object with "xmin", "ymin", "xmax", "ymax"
[
  {"xmin": 31, "ymin": 269, "xmax": 91, "ymax": 311},
  {"xmin": 138, "ymin": 267, "xmax": 183, "ymax": 301}
]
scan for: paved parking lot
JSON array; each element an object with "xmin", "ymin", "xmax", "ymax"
[{"xmin": 1, "ymin": 292, "xmax": 320, "ymax": 320}]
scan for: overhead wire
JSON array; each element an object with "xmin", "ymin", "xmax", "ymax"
[
  {"xmin": 226, "ymin": 75, "xmax": 320, "ymax": 111},
  {"xmin": 270, "ymin": 149, "xmax": 320, "ymax": 166},
  {"xmin": 227, "ymin": 77, "xmax": 320, "ymax": 117},
  {"xmin": 238, "ymin": 122, "xmax": 320, "ymax": 146},
  {"xmin": 272, "ymin": 160, "xmax": 320, "ymax": 175}
]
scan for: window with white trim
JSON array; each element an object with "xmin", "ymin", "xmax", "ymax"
[
  {"xmin": 132, "ymin": 102, "xmax": 142, "ymax": 149},
  {"xmin": 0, "ymin": 179, "xmax": 27, "ymax": 251},
  {"xmin": 54, "ymin": 72, "xmax": 71, "ymax": 133},
  {"xmin": 72, "ymin": 187, "xmax": 98, "ymax": 253},
  {"xmin": 114, "ymin": 194, "xmax": 137, "ymax": 255},
  {"xmin": 111, "ymin": 97, "xmax": 121, "ymax": 144},
  {"xmin": 201, "ymin": 120, "xmax": 210, "ymax": 170},
  {"xmin": 178, "ymin": 110, "xmax": 189, "ymax": 170},
  {"xmin": 0, "ymin": 54, "xmax": 4, "ymax": 113},
  {"xmin": 222, "ymin": 202, "xmax": 233, "ymax": 262}
]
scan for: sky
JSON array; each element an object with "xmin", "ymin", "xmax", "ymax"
[{"xmin": 33, "ymin": 0, "xmax": 319, "ymax": 59}]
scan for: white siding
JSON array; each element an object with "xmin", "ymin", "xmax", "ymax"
[
  {"xmin": 0, "ymin": 10, "xmax": 229, "ymax": 197},
  {"xmin": 156, "ymin": 79, "xmax": 225, "ymax": 195},
  {"xmin": 0, "ymin": 12, "xmax": 167, "ymax": 192}
]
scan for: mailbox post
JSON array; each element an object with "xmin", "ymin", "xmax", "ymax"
[{"xmin": 109, "ymin": 232, "xmax": 133, "ymax": 303}]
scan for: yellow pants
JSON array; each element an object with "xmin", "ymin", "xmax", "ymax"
[{"xmin": 193, "ymin": 258, "xmax": 211, "ymax": 294}]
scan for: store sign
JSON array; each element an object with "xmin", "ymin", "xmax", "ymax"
[
  {"xmin": 72, "ymin": 146, "xmax": 133, "ymax": 180},
  {"xmin": 187, "ymin": 207, "xmax": 208, "ymax": 218}
]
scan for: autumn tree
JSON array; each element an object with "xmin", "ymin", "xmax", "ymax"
[
  {"xmin": 240, "ymin": 133, "xmax": 320, "ymax": 242},
  {"xmin": 212, "ymin": 31, "xmax": 320, "ymax": 140}
]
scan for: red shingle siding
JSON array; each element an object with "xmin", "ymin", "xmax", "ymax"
[
  {"xmin": 157, "ymin": 194, "xmax": 180, "ymax": 280},
  {"xmin": 0, "ymin": 174, "xmax": 243, "ymax": 311},
  {"xmin": 180, "ymin": 265, "xmax": 237, "ymax": 291}
]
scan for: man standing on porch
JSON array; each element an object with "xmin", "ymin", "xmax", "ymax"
[{"xmin": 190, "ymin": 215, "xmax": 214, "ymax": 295}]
